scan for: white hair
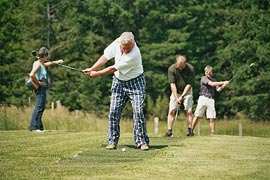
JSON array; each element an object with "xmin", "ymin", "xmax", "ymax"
[{"xmin": 120, "ymin": 32, "xmax": 135, "ymax": 44}]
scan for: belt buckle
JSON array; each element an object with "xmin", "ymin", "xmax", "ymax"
[{"xmin": 204, "ymin": 95, "xmax": 212, "ymax": 99}]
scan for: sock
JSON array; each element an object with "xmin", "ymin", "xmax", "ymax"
[
  {"xmin": 188, "ymin": 128, "xmax": 192, "ymax": 134},
  {"xmin": 168, "ymin": 129, "xmax": 172, "ymax": 134}
]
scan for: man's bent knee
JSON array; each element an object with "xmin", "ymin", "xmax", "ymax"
[
  {"xmin": 169, "ymin": 109, "xmax": 176, "ymax": 116},
  {"xmin": 186, "ymin": 110, "xmax": 192, "ymax": 117}
]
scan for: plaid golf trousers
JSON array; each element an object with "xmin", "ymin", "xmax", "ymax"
[{"xmin": 108, "ymin": 74, "xmax": 149, "ymax": 147}]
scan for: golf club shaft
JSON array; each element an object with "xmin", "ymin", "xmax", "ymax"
[
  {"xmin": 51, "ymin": 62, "xmax": 83, "ymax": 72},
  {"xmin": 174, "ymin": 105, "xmax": 180, "ymax": 121},
  {"xmin": 229, "ymin": 63, "xmax": 254, "ymax": 82}
]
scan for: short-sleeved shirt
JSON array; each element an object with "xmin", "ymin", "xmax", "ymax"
[
  {"xmin": 168, "ymin": 63, "xmax": 195, "ymax": 94},
  {"xmin": 33, "ymin": 61, "xmax": 47, "ymax": 80},
  {"xmin": 103, "ymin": 37, "xmax": 143, "ymax": 81},
  {"xmin": 199, "ymin": 76, "xmax": 217, "ymax": 98}
]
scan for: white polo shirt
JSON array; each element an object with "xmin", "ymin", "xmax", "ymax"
[{"xmin": 103, "ymin": 37, "xmax": 144, "ymax": 81}]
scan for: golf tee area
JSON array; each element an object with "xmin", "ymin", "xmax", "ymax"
[{"xmin": 0, "ymin": 130, "xmax": 269, "ymax": 180}]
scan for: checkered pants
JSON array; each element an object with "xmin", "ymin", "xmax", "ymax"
[{"xmin": 108, "ymin": 74, "xmax": 149, "ymax": 147}]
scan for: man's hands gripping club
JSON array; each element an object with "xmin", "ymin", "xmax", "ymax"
[
  {"xmin": 176, "ymin": 95, "xmax": 184, "ymax": 105},
  {"xmin": 216, "ymin": 81, "xmax": 230, "ymax": 92},
  {"xmin": 83, "ymin": 67, "xmax": 99, "ymax": 78},
  {"xmin": 83, "ymin": 55, "xmax": 117, "ymax": 78}
]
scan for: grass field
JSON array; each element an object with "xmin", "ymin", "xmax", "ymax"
[
  {"xmin": 1, "ymin": 130, "xmax": 269, "ymax": 180},
  {"xmin": 1, "ymin": 106, "xmax": 270, "ymax": 179},
  {"xmin": 1, "ymin": 106, "xmax": 270, "ymax": 137}
]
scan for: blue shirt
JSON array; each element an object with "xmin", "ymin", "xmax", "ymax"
[
  {"xmin": 199, "ymin": 76, "xmax": 217, "ymax": 97},
  {"xmin": 33, "ymin": 61, "xmax": 47, "ymax": 80}
]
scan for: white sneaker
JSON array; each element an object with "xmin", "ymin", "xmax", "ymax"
[
  {"xmin": 34, "ymin": 129, "xmax": 45, "ymax": 132},
  {"xmin": 140, "ymin": 144, "xmax": 149, "ymax": 151}
]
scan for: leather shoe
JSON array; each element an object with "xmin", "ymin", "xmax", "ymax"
[{"xmin": 163, "ymin": 132, "xmax": 173, "ymax": 137}]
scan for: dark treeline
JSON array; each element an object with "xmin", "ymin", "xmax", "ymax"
[{"xmin": 0, "ymin": 0, "xmax": 269, "ymax": 121}]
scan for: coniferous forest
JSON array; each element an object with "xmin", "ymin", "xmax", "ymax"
[{"xmin": 0, "ymin": 0, "xmax": 269, "ymax": 121}]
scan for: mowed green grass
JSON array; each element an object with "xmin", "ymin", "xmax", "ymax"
[{"xmin": 0, "ymin": 131, "xmax": 269, "ymax": 180}]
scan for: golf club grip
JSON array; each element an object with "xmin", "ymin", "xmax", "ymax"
[{"xmin": 31, "ymin": 51, "xmax": 82, "ymax": 72}]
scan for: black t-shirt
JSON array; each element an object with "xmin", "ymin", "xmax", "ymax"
[{"xmin": 168, "ymin": 63, "xmax": 195, "ymax": 93}]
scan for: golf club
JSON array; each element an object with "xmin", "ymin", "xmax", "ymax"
[
  {"xmin": 165, "ymin": 105, "xmax": 180, "ymax": 137},
  {"xmin": 174, "ymin": 105, "xmax": 180, "ymax": 122},
  {"xmin": 229, "ymin": 63, "xmax": 255, "ymax": 82},
  {"xmin": 31, "ymin": 50, "xmax": 83, "ymax": 72},
  {"xmin": 217, "ymin": 62, "xmax": 255, "ymax": 92}
]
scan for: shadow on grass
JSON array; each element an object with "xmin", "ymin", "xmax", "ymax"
[
  {"xmin": 98, "ymin": 135, "xmax": 185, "ymax": 150},
  {"xmin": 123, "ymin": 136, "xmax": 186, "ymax": 150},
  {"xmin": 124, "ymin": 144, "xmax": 168, "ymax": 150}
]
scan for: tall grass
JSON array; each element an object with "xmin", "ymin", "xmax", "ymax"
[
  {"xmin": 0, "ymin": 105, "xmax": 270, "ymax": 137},
  {"xmin": 0, "ymin": 105, "xmax": 107, "ymax": 132}
]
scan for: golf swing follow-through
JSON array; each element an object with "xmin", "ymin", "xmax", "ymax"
[
  {"xmin": 25, "ymin": 50, "xmax": 83, "ymax": 90},
  {"xmin": 26, "ymin": 50, "xmax": 83, "ymax": 90},
  {"xmin": 31, "ymin": 50, "xmax": 83, "ymax": 72},
  {"xmin": 229, "ymin": 63, "xmax": 255, "ymax": 82},
  {"xmin": 217, "ymin": 62, "xmax": 255, "ymax": 92},
  {"xmin": 192, "ymin": 63, "xmax": 255, "ymax": 135},
  {"xmin": 28, "ymin": 47, "xmax": 64, "ymax": 132}
]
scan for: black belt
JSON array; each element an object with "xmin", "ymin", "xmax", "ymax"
[{"xmin": 202, "ymin": 95, "xmax": 214, "ymax": 99}]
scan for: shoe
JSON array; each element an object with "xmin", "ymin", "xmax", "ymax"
[
  {"xmin": 163, "ymin": 132, "xmax": 173, "ymax": 137},
  {"xmin": 105, "ymin": 144, "xmax": 117, "ymax": 150},
  {"xmin": 32, "ymin": 129, "xmax": 45, "ymax": 133},
  {"xmin": 187, "ymin": 132, "xmax": 194, "ymax": 136},
  {"xmin": 140, "ymin": 144, "xmax": 149, "ymax": 151}
]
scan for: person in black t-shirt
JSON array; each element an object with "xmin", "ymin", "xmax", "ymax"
[{"xmin": 165, "ymin": 55, "xmax": 195, "ymax": 137}]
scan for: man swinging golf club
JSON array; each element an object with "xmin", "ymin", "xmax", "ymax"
[
  {"xmin": 83, "ymin": 32, "xmax": 149, "ymax": 150},
  {"xmin": 191, "ymin": 65, "xmax": 229, "ymax": 135}
]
